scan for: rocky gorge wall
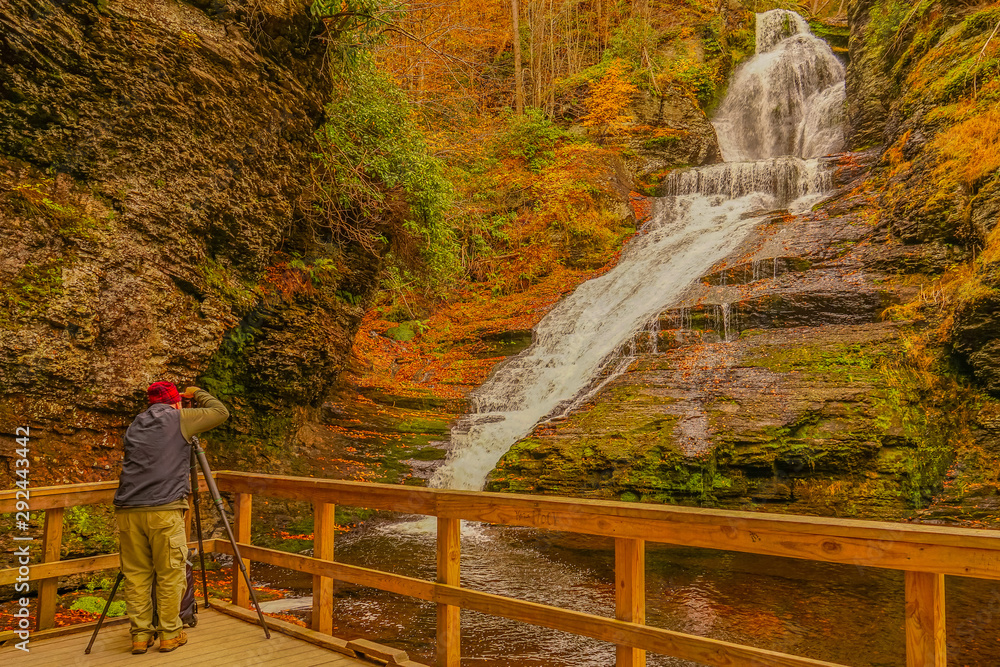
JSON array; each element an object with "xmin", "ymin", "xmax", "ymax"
[
  {"xmin": 487, "ymin": 2, "xmax": 1000, "ymax": 524},
  {"xmin": 0, "ymin": 0, "xmax": 375, "ymax": 484}
]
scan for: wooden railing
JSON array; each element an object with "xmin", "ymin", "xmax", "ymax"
[
  {"xmin": 4, "ymin": 473, "xmax": 1000, "ymax": 667},
  {"xmin": 0, "ymin": 479, "xmax": 209, "ymax": 632}
]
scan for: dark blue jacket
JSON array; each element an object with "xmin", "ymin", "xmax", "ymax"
[{"xmin": 113, "ymin": 404, "xmax": 190, "ymax": 507}]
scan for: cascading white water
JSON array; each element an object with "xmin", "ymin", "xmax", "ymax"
[
  {"xmin": 664, "ymin": 157, "xmax": 832, "ymax": 206},
  {"xmin": 712, "ymin": 9, "xmax": 845, "ymax": 162},
  {"xmin": 431, "ymin": 9, "xmax": 845, "ymax": 491}
]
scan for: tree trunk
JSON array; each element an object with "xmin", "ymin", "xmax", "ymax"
[
  {"xmin": 548, "ymin": 0, "xmax": 555, "ymax": 116},
  {"xmin": 511, "ymin": 0, "xmax": 523, "ymax": 115},
  {"xmin": 596, "ymin": 0, "xmax": 604, "ymax": 49},
  {"xmin": 530, "ymin": 0, "xmax": 542, "ymax": 108}
]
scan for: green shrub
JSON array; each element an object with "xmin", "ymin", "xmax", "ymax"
[
  {"xmin": 606, "ymin": 17, "xmax": 658, "ymax": 77},
  {"xmin": 313, "ymin": 53, "xmax": 458, "ymax": 290},
  {"xmin": 865, "ymin": 0, "xmax": 912, "ymax": 57},
  {"xmin": 71, "ymin": 596, "xmax": 126, "ymax": 617},
  {"xmin": 63, "ymin": 505, "xmax": 118, "ymax": 557},
  {"xmin": 666, "ymin": 56, "xmax": 717, "ymax": 107},
  {"xmin": 496, "ymin": 108, "xmax": 568, "ymax": 172}
]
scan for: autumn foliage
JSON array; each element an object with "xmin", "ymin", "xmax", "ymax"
[{"xmin": 580, "ymin": 59, "xmax": 638, "ymax": 137}]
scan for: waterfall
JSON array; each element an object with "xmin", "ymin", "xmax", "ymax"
[
  {"xmin": 431, "ymin": 9, "xmax": 844, "ymax": 491},
  {"xmin": 664, "ymin": 157, "xmax": 831, "ymax": 207},
  {"xmin": 712, "ymin": 9, "xmax": 845, "ymax": 162}
]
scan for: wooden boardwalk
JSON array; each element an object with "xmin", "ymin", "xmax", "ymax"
[
  {"xmin": 7, "ymin": 476, "xmax": 1000, "ymax": 667},
  {"xmin": 2, "ymin": 606, "xmax": 372, "ymax": 667}
]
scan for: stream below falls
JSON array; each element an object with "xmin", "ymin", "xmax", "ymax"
[{"xmin": 256, "ymin": 520, "xmax": 1000, "ymax": 666}]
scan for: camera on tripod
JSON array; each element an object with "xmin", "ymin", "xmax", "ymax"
[{"xmin": 86, "ymin": 434, "xmax": 271, "ymax": 653}]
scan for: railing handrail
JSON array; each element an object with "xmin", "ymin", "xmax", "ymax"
[
  {"xmin": 8, "ymin": 472, "xmax": 998, "ymax": 548},
  {"xmin": 4, "ymin": 471, "xmax": 996, "ymax": 666},
  {"xmin": 0, "ymin": 480, "xmax": 118, "ymax": 513},
  {"xmin": 208, "ymin": 471, "xmax": 1000, "ymax": 578}
]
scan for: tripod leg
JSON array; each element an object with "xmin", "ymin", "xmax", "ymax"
[
  {"xmin": 192, "ymin": 436, "xmax": 270, "ymax": 639},
  {"xmin": 190, "ymin": 450, "xmax": 210, "ymax": 609},
  {"xmin": 84, "ymin": 570, "xmax": 124, "ymax": 654}
]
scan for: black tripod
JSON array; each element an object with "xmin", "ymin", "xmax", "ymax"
[{"xmin": 85, "ymin": 436, "xmax": 269, "ymax": 654}]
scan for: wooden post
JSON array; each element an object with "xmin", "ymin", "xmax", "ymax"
[
  {"xmin": 312, "ymin": 501, "xmax": 335, "ymax": 634},
  {"xmin": 905, "ymin": 571, "xmax": 946, "ymax": 667},
  {"xmin": 36, "ymin": 507, "xmax": 64, "ymax": 631},
  {"xmin": 231, "ymin": 493, "xmax": 252, "ymax": 608},
  {"xmin": 615, "ymin": 537, "xmax": 645, "ymax": 667},
  {"xmin": 436, "ymin": 518, "xmax": 461, "ymax": 667}
]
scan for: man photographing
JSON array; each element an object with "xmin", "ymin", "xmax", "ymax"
[{"xmin": 113, "ymin": 381, "xmax": 229, "ymax": 654}]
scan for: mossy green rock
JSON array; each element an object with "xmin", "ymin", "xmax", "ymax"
[
  {"xmin": 386, "ymin": 321, "xmax": 421, "ymax": 342},
  {"xmin": 489, "ymin": 322, "xmax": 953, "ymax": 519}
]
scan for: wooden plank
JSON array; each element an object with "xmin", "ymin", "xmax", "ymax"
[
  {"xmin": 213, "ymin": 541, "xmax": 846, "ymax": 667},
  {"xmin": 433, "ymin": 581, "xmax": 845, "ymax": 667},
  {"xmin": 211, "ymin": 472, "xmax": 1000, "ymax": 578},
  {"xmin": 0, "ymin": 478, "xmax": 209, "ymax": 513},
  {"xmin": 0, "ymin": 539, "xmax": 216, "ymax": 586},
  {"xmin": 282, "ymin": 654, "xmax": 366, "ymax": 667},
  {"xmin": 0, "ymin": 482, "xmax": 117, "ymax": 513},
  {"xmin": 16, "ymin": 608, "xmax": 343, "ymax": 667},
  {"xmin": 213, "ymin": 471, "xmax": 1000, "ymax": 548},
  {"xmin": 209, "ymin": 598, "xmax": 356, "ymax": 657},
  {"xmin": 436, "ymin": 518, "xmax": 461, "ymax": 667},
  {"xmin": 905, "ymin": 571, "xmax": 946, "ymax": 667},
  {"xmin": 232, "ymin": 492, "xmax": 252, "ymax": 608},
  {"xmin": 312, "ymin": 501, "xmax": 335, "ymax": 635},
  {"xmin": 35, "ymin": 507, "xmax": 64, "ymax": 631},
  {"xmin": 91, "ymin": 625, "xmax": 278, "ymax": 667},
  {"xmin": 215, "ymin": 472, "xmax": 438, "ymax": 516},
  {"xmin": 616, "ymin": 537, "xmax": 645, "ymax": 667},
  {"xmin": 348, "ymin": 637, "xmax": 412, "ymax": 664},
  {"xmin": 11, "ymin": 472, "xmax": 1000, "ymax": 557},
  {"xmin": 436, "ymin": 493, "xmax": 1000, "ymax": 549},
  {"xmin": 434, "ymin": 497, "xmax": 1000, "ymax": 579},
  {"xmin": 0, "ymin": 553, "xmax": 119, "ymax": 586},
  {"xmin": 0, "ymin": 615, "xmax": 129, "ymax": 646},
  {"xmin": 214, "ymin": 541, "xmax": 438, "ymax": 602}
]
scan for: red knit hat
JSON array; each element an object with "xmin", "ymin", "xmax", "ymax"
[{"xmin": 147, "ymin": 381, "xmax": 181, "ymax": 405}]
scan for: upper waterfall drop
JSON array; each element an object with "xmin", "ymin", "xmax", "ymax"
[
  {"xmin": 712, "ymin": 9, "xmax": 846, "ymax": 162},
  {"xmin": 429, "ymin": 9, "xmax": 846, "ymax": 492}
]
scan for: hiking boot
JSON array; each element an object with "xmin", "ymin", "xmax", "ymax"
[
  {"xmin": 131, "ymin": 637, "xmax": 155, "ymax": 654},
  {"xmin": 158, "ymin": 631, "xmax": 188, "ymax": 653}
]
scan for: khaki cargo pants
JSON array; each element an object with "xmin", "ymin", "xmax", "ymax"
[{"xmin": 115, "ymin": 509, "xmax": 188, "ymax": 642}]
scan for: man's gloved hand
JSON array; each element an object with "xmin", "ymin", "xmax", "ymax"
[{"xmin": 181, "ymin": 386, "xmax": 199, "ymax": 408}]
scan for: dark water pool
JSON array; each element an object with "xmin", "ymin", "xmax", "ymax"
[{"xmin": 254, "ymin": 519, "xmax": 1000, "ymax": 666}]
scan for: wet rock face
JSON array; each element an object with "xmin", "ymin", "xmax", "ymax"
[
  {"xmin": 0, "ymin": 0, "xmax": 326, "ymax": 268},
  {"xmin": 845, "ymin": 0, "xmax": 890, "ymax": 149},
  {"xmin": 0, "ymin": 0, "xmax": 367, "ymax": 483},
  {"xmin": 489, "ymin": 323, "xmax": 926, "ymax": 519},
  {"xmin": 952, "ymin": 267, "xmax": 1000, "ymax": 395},
  {"xmin": 625, "ymin": 89, "xmax": 722, "ymax": 178},
  {"xmin": 841, "ymin": 0, "xmax": 1000, "ymax": 397},
  {"xmin": 487, "ymin": 155, "xmax": 957, "ymax": 519}
]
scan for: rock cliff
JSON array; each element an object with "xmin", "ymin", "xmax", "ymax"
[{"xmin": 0, "ymin": 0, "xmax": 373, "ymax": 483}]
